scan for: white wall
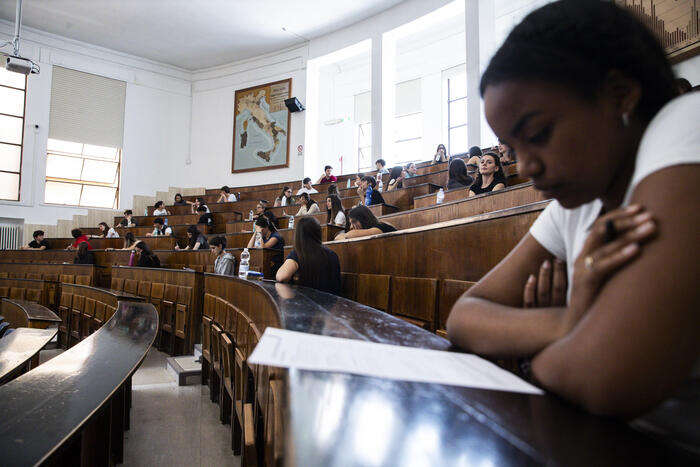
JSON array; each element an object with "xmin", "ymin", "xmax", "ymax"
[
  {"xmin": 0, "ymin": 20, "xmax": 191, "ymax": 225},
  {"xmin": 186, "ymin": 46, "xmax": 307, "ymax": 190},
  {"xmin": 673, "ymin": 54, "xmax": 700, "ymax": 85}
]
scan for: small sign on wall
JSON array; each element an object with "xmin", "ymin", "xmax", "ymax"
[{"xmin": 297, "ymin": 144, "xmax": 303, "ymax": 157}]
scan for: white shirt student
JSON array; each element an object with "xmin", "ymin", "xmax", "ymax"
[
  {"xmin": 296, "ymin": 178, "xmax": 319, "ymax": 196},
  {"xmin": 333, "ymin": 210, "xmax": 346, "ymax": 227}
]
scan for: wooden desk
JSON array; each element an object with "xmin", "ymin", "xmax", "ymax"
[
  {"xmin": 1, "ymin": 298, "xmax": 61, "ymax": 329},
  {"xmin": 0, "ymin": 327, "xmax": 57, "ymax": 385}
]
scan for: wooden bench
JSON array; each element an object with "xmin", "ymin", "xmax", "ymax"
[
  {"xmin": 0, "ymin": 327, "xmax": 58, "ymax": 385},
  {"xmin": 1, "ymin": 298, "xmax": 61, "ymax": 329},
  {"xmin": 44, "ymin": 236, "xmax": 177, "ymax": 251}
]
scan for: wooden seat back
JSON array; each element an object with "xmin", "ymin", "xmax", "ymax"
[
  {"xmin": 9, "ymin": 287, "xmax": 25, "ymax": 300},
  {"xmin": 356, "ymin": 274, "xmax": 391, "ymax": 311},
  {"xmin": 110, "ymin": 277, "xmax": 125, "ymax": 291},
  {"xmin": 437, "ymin": 279, "xmax": 475, "ymax": 334},
  {"xmin": 124, "ymin": 279, "xmax": 138, "ymax": 295},
  {"xmin": 75, "ymin": 275, "xmax": 91, "ymax": 285},
  {"xmin": 389, "ymin": 276, "xmax": 438, "ymax": 330},
  {"xmin": 340, "ymin": 272, "xmax": 358, "ymax": 301}
]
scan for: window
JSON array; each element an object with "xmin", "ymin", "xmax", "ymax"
[
  {"xmin": 354, "ymin": 91, "xmax": 372, "ymax": 171},
  {"xmin": 444, "ymin": 65, "xmax": 468, "ymax": 155},
  {"xmin": 0, "ymin": 68, "xmax": 27, "ymax": 201},
  {"xmin": 45, "ymin": 139, "xmax": 121, "ymax": 208},
  {"xmin": 393, "ymin": 78, "xmax": 422, "ymax": 166}
]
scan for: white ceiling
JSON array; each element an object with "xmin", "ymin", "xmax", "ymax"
[{"xmin": 0, "ymin": 0, "xmax": 407, "ymax": 70}]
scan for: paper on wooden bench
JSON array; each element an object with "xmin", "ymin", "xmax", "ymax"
[{"xmin": 248, "ymin": 328, "xmax": 543, "ymax": 395}]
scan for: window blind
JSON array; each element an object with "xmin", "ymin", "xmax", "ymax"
[
  {"xmin": 49, "ymin": 66, "xmax": 126, "ymax": 148},
  {"xmin": 395, "ymin": 78, "xmax": 421, "ymax": 117},
  {"xmin": 354, "ymin": 91, "xmax": 372, "ymax": 124}
]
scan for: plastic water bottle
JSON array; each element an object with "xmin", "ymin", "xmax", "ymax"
[
  {"xmin": 436, "ymin": 188, "xmax": 445, "ymax": 204},
  {"xmin": 238, "ymin": 248, "xmax": 250, "ymax": 279},
  {"xmin": 288, "ymin": 215, "xmax": 294, "ymax": 229},
  {"xmin": 163, "ymin": 217, "xmax": 168, "ymax": 225},
  {"xmin": 254, "ymin": 231, "xmax": 262, "ymax": 248},
  {"xmin": 346, "ymin": 178, "xmax": 351, "ymax": 188},
  {"xmin": 144, "ymin": 207, "xmax": 148, "ymax": 216},
  {"xmin": 249, "ymin": 210, "xmax": 254, "ymax": 220},
  {"xmin": 377, "ymin": 178, "xmax": 383, "ymax": 192}
]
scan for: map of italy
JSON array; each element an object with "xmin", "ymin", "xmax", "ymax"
[{"xmin": 236, "ymin": 89, "xmax": 288, "ymax": 165}]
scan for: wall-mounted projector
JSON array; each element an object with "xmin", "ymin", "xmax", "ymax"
[{"xmin": 5, "ymin": 55, "xmax": 37, "ymax": 75}]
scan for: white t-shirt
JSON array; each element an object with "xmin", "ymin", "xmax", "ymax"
[
  {"xmin": 530, "ymin": 93, "xmax": 700, "ymax": 301},
  {"xmin": 334, "ymin": 211, "xmax": 346, "ymax": 227},
  {"xmin": 106, "ymin": 227, "xmax": 119, "ymax": 238},
  {"xmin": 151, "ymin": 226, "xmax": 173, "ymax": 236},
  {"xmin": 227, "ymin": 193, "xmax": 237, "ymax": 202},
  {"xmin": 297, "ymin": 187, "xmax": 318, "ymax": 195},
  {"xmin": 153, "ymin": 208, "xmax": 169, "ymax": 216}
]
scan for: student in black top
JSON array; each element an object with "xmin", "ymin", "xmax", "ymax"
[
  {"xmin": 447, "ymin": 158, "xmax": 474, "ymax": 190},
  {"xmin": 73, "ymin": 242, "xmax": 95, "ymax": 264},
  {"xmin": 134, "ymin": 241, "xmax": 161, "ymax": 268},
  {"xmin": 468, "ymin": 152, "xmax": 507, "ymax": 197},
  {"xmin": 246, "ymin": 216, "xmax": 285, "ymax": 275},
  {"xmin": 273, "ymin": 186, "xmax": 295, "ymax": 207},
  {"xmin": 335, "ymin": 205, "xmax": 396, "ymax": 240},
  {"xmin": 196, "ymin": 205, "xmax": 215, "ymax": 228},
  {"xmin": 174, "ymin": 193, "xmax": 187, "ymax": 205},
  {"xmin": 118, "ymin": 210, "xmax": 135, "ymax": 228},
  {"xmin": 276, "ymin": 217, "xmax": 341, "ymax": 294},
  {"xmin": 359, "ymin": 176, "xmax": 385, "ymax": 206},
  {"xmin": 175, "ymin": 225, "xmax": 209, "ymax": 250},
  {"xmin": 22, "ymin": 230, "xmax": 49, "ymax": 250}
]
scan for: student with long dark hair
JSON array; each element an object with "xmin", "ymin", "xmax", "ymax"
[
  {"xmin": 210, "ymin": 236, "xmax": 235, "ymax": 276},
  {"xmin": 175, "ymin": 225, "xmax": 209, "ymax": 250},
  {"xmin": 121, "ymin": 232, "xmax": 137, "ymax": 250},
  {"xmin": 386, "ymin": 166, "xmax": 405, "ymax": 191},
  {"xmin": 325, "ymin": 194, "xmax": 346, "ymax": 227},
  {"xmin": 447, "ymin": 158, "xmax": 474, "ymax": 190},
  {"xmin": 335, "ymin": 205, "xmax": 396, "ymax": 240},
  {"xmin": 447, "ymin": 1, "xmax": 699, "ymax": 425},
  {"xmin": 433, "ymin": 143, "xmax": 448, "ymax": 163},
  {"xmin": 174, "ymin": 193, "xmax": 187, "ymax": 205},
  {"xmin": 153, "ymin": 201, "xmax": 169, "ymax": 216},
  {"xmin": 274, "ymin": 186, "xmax": 295, "ymax": 207},
  {"xmin": 327, "ymin": 183, "xmax": 339, "ymax": 197},
  {"xmin": 246, "ymin": 216, "xmax": 285, "ymax": 274},
  {"xmin": 217, "ymin": 186, "xmax": 237, "ymax": 203},
  {"xmin": 73, "ymin": 242, "xmax": 95, "ymax": 264},
  {"xmin": 134, "ymin": 241, "xmax": 161, "ymax": 268},
  {"xmin": 91, "ymin": 222, "xmax": 119, "ymax": 239},
  {"xmin": 295, "ymin": 192, "xmax": 320, "ymax": 216},
  {"xmin": 468, "ymin": 152, "xmax": 507, "ymax": 196},
  {"xmin": 276, "ymin": 217, "xmax": 341, "ymax": 294},
  {"xmin": 359, "ymin": 176, "xmax": 385, "ymax": 206}
]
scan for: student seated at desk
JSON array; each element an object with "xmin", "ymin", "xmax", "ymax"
[
  {"xmin": 447, "ymin": 158, "xmax": 474, "ymax": 190},
  {"xmin": 73, "ymin": 242, "xmax": 95, "ymax": 265},
  {"xmin": 497, "ymin": 139, "xmax": 517, "ymax": 165},
  {"xmin": 359, "ymin": 176, "xmax": 385, "ymax": 206},
  {"xmin": 146, "ymin": 218, "xmax": 172, "ymax": 237},
  {"xmin": 294, "ymin": 193, "xmax": 320, "ymax": 216},
  {"xmin": 22, "ymin": 230, "xmax": 49, "ymax": 250},
  {"xmin": 66, "ymin": 229, "xmax": 91, "ymax": 251},
  {"xmin": 317, "ymin": 165, "xmax": 337, "ymax": 184},
  {"xmin": 386, "ymin": 166, "xmax": 405, "ymax": 191},
  {"xmin": 134, "ymin": 241, "xmax": 161, "ymax": 268},
  {"xmin": 217, "ymin": 186, "xmax": 238, "ymax": 203},
  {"xmin": 274, "ymin": 186, "xmax": 295, "ymax": 207},
  {"xmin": 153, "ymin": 201, "xmax": 170, "ymax": 216},
  {"xmin": 326, "ymin": 194, "xmax": 346, "ymax": 228},
  {"xmin": 189, "ymin": 197, "xmax": 210, "ymax": 214},
  {"xmin": 92, "ymin": 222, "xmax": 119, "ymax": 239},
  {"xmin": 433, "ymin": 144, "xmax": 448, "ymax": 164},
  {"xmin": 327, "ymin": 183, "xmax": 339, "ymax": 197},
  {"xmin": 175, "ymin": 225, "xmax": 209, "ymax": 251},
  {"xmin": 296, "ymin": 177, "xmax": 319, "ymax": 196},
  {"xmin": 254, "ymin": 200, "xmax": 278, "ymax": 228},
  {"xmin": 210, "ymin": 236, "xmax": 235, "ymax": 276},
  {"xmin": 468, "ymin": 152, "xmax": 507, "ymax": 196},
  {"xmin": 117, "ymin": 210, "xmax": 135, "ymax": 228},
  {"xmin": 174, "ymin": 193, "xmax": 187, "ymax": 205},
  {"xmin": 276, "ymin": 217, "xmax": 341, "ymax": 294},
  {"xmin": 446, "ymin": 0, "xmax": 700, "ymax": 427},
  {"xmin": 197, "ymin": 205, "xmax": 215, "ymax": 228},
  {"xmin": 247, "ymin": 216, "xmax": 285, "ymax": 274},
  {"xmin": 405, "ymin": 162, "xmax": 418, "ymax": 178},
  {"xmin": 375, "ymin": 158, "xmax": 389, "ymax": 174},
  {"xmin": 335, "ymin": 205, "xmax": 396, "ymax": 240}
]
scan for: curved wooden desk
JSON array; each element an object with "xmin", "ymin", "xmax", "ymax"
[
  {"xmin": 0, "ymin": 327, "xmax": 57, "ymax": 385},
  {"xmin": 1, "ymin": 298, "xmax": 61, "ymax": 329},
  {"xmin": 0, "ymin": 300, "xmax": 157, "ymax": 466},
  {"xmin": 204, "ymin": 276, "xmax": 697, "ymax": 466}
]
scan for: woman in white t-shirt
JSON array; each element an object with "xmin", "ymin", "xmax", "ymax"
[
  {"xmin": 325, "ymin": 194, "xmax": 346, "ymax": 229},
  {"xmin": 92, "ymin": 222, "xmax": 119, "ymax": 239},
  {"xmin": 153, "ymin": 200, "xmax": 170, "ymax": 216},
  {"xmin": 446, "ymin": 0, "xmax": 699, "ymax": 426}
]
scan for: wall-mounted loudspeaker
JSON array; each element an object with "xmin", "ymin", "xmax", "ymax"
[{"xmin": 284, "ymin": 97, "xmax": 305, "ymax": 113}]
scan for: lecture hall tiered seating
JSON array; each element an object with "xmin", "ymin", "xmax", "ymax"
[{"xmin": 0, "ymin": 152, "xmax": 693, "ymax": 465}]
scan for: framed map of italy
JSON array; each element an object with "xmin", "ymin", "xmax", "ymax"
[{"xmin": 232, "ymin": 78, "xmax": 291, "ymax": 173}]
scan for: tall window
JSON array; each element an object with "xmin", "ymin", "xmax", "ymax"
[
  {"xmin": 46, "ymin": 66, "xmax": 126, "ymax": 208},
  {"xmin": 0, "ymin": 68, "xmax": 27, "ymax": 201},
  {"xmin": 393, "ymin": 78, "xmax": 423, "ymax": 165},
  {"xmin": 45, "ymin": 139, "xmax": 121, "ymax": 208},
  {"xmin": 444, "ymin": 65, "xmax": 467, "ymax": 155},
  {"xmin": 354, "ymin": 91, "xmax": 372, "ymax": 171}
]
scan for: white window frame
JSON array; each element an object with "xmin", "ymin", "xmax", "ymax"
[{"xmin": 0, "ymin": 73, "xmax": 27, "ymax": 202}]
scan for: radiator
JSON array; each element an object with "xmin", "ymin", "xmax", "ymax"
[{"xmin": 0, "ymin": 224, "xmax": 22, "ymax": 250}]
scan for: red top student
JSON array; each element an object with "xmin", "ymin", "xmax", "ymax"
[{"xmin": 317, "ymin": 165, "xmax": 337, "ymax": 184}]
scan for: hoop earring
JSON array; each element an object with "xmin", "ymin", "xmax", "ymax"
[{"xmin": 622, "ymin": 112, "xmax": 630, "ymax": 127}]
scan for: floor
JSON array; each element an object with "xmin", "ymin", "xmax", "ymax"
[{"xmin": 39, "ymin": 347, "xmax": 240, "ymax": 467}]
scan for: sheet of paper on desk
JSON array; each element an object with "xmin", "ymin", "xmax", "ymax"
[{"xmin": 248, "ymin": 327, "xmax": 544, "ymax": 395}]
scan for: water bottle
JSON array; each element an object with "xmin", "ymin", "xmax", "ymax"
[
  {"xmin": 128, "ymin": 250, "xmax": 135, "ymax": 266},
  {"xmin": 254, "ymin": 231, "xmax": 262, "ymax": 248},
  {"xmin": 163, "ymin": 217, "xmax": 168, "ymax": 225},
  {"xmin": 238, "ymin": 248, "xmax": 250, "ymax": 279},
  {"xmin": 346, "ymin": 178, "xmax": 351, "ymax": 188},
  {"xmin": 288, "ymin": 215, "xmax": 294, "ymax": 229},
  {"xmin": 436, "ymin": 188, "xmax": 445, "ymax": 204},
  {"xmin": 377, "ymin": 177, "xmax": 383, "ymax": 192},
  {"xmin": 249, "ymin": 210, "xmax": 254, "ymax": 220},
  {"xmin": 144, "ymin": 207, "xmax": 148, "ymax": 216}
]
